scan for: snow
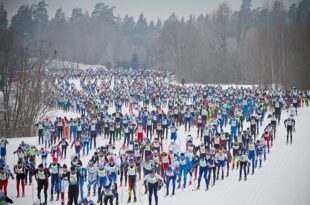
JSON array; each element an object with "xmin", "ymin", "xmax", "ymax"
[
  {"xmin": 5, "ymin": 106, "xmax": 310, "ymax": 205},
  {"xmin": 170, "ymin": 80, "xmax": 258, "ymax": 89},
  {"xmin": 48, "ymin": 59, "xmax": 106, "ymax": 71}
]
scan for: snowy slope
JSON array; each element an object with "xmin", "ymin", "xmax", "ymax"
[{"xmin": 5, "ymin": 107, "xmax": 310, "ymax": 205}]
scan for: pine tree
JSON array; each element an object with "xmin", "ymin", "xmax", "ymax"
[
  {"xmin": 0, "ymin": 2, "xmax": 8, "ymax": 31},
  {"xmin": 131, "ymin": 53, "xmax": 139, "ymax": 69}
]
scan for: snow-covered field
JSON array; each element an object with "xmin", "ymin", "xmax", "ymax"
[{"xmin": 5, "ymin": 104, "xmax": 310, "ymax": 205}]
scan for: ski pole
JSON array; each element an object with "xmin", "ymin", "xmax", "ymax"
[
  {"xmin": 32, "ymin": 181, "xmax": 34, "ymax": 204},
  {"xmin": 121, "ymin": 186, "xmax": 123, "ymax": 204},
  {"xmin": 139, "ymin": 181, "xmax": 142, "ymax": 202}
]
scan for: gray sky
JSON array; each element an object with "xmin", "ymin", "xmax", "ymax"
[{"xmin": 2, "ymin": 0, "xmax": 297, "ymax": 21}]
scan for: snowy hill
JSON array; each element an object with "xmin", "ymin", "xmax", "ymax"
[{"xmin": 5, "ymin": 107, "xmax": 310, "ymax": 205}]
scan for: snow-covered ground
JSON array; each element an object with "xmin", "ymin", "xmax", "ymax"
[
  {"xmin": 5, "ymin": 105, "xmax": 310, "ymax": 205},
  {"xmin": 48, "ymin": 59, "xmax": 106, "ymax": 71}
]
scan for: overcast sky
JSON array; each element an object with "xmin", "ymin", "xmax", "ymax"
[{"xmin": 2, "ymin": 0, "xmax": 297, "ymax": 21}]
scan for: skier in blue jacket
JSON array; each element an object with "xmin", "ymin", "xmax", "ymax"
[
  {"xmin": 165, "ymin": 166, "xmax": 177, "ymax": 196},
  {"xmin": 178, "ymin": 153, "xmax": 190, "ymax": 189},
  {"xmin": 197, "ymin": 155, "xmax": 208, "ymax": 190}
]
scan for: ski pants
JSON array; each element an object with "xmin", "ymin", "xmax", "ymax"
[
  {"xmin": 248, "ymin": 151, "xmax": 255, "ymax": 173},
  {"xmin": 166, "ymin": 175, "xmax": 176, "ymax": 193},
  {"xmin": 170, "ymin": 133, "xmax": 177, "ymax": 141},
  {"xmin": 50, "ymin": 175, "xmax": 60, "ymax": 195},
  {"xmin": 287, "ymin": 126, "xmax": 293, "ymax": 142},
  {"xmin": 61, "ymin": 146, "xmax": 67, "ymax": 159},
  {"xmin": 38, "ymin": 129, "xmax": 43, "ymax": 144},
  {"xmin": 185, "ymin": 118, "xmax": 191, "ymax": 131},
  {"xmin": 98, "ymin": 176, "xmax": 107, "ymax": 201},
  {"xmin": 197, "ymin": 166, "xmax": 208, "ymax": 187},
  {"xmin": 90, "ymin": 133, "xmax": 96, "ymax": 148},
  {"xmin": 68, "ymin": 185, "xmax": 79, "ymax": 205},
  {"xmin": 178, "ymin": 165, "xmax": 187, "ymax": 185},
  {"xmin": 148, "ymin": 183, "xmax": 158, "ymax": 205},
  {"xmin": 207, "ymin": 166, "xmax": 216, "ymax": 188},
  {"xmin": 217, "ymin": 160, "xmax": 225, "ymax": 178},
  {"xmin": 16, "ymin": 175, "xmax": 25, "ymax": 195},
  {"xmin": 239, "ymin": 161, "xmax": 247, "ymax": 179},
  {"xmin": 61, "ymin": 180, "xmax": 69, "ymax": 203},
  {"xmin": 231, "ymin": 127, "xmax": 237, "ymax": 138},
  {"xmin": 37, "ymin": 179, "xmax": 48, "ymax": 204},
  {"xmin": 0, "ymin": 179, "xmax": 8, "ymax": 194},
  {"xmin": 83, "ymin": 142, "xmax": 89, "ymax": 155},
  {"xmin": 88, "ymin": 174, "xmax": 97, "ymax": 193},
  {"xmin": 79, "ymin": 179, "xmax": 85, "ymax": 200}
]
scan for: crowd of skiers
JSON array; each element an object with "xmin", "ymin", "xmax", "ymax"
[{"xmin": 0, "ymin": 67, "xmax": 308, "ymax": 205}]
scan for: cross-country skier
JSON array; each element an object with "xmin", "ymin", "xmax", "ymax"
[
  {"xmin": 284, "ymin": 116, "xmax": 296, "ymax": 144},
  {"xmin": 86, "ymin": 161, "xmax": 97, "ymax": 197},
  {"xmin": 13, "ymin": 160, "xmax": 25, "ymax": 197},
  {"xmin": 34, "ymin": 163, "xmax": 50, "ymax": 205},
  {"xmin": 65, "ymin": 166, "xmax": 80, "ymax": 205},
  {"xmin": 127, "ymin": 158, "xmax": 137, "ymax": 203},
  {"xmin": 197, "ymin": 155, "xmax": 208, "ymax": 190},
  {"xmin": 178, "ymin": 153, "xmax": 190, "ymax": 189},
  {"xmin": 49, "ymin": 157, "xmax": 61, "ymax": 201},
  {"xmin": 0, "ymin": 138, "xmax": 8, "ymax": 162},
  {"xmin": 144, "ymin": 169, "xmax": 163, "ymax": 205},
  {"xmin": 165, "ymin": 166, "xmax": 177, "ymax": 196}
]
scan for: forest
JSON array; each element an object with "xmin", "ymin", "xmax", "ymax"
[{"xmin": 0, "ymin": 0, "xmax": 310, "ymax": 88}]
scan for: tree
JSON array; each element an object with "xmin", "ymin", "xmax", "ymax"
[
  {"xmin": 32, "ymin": 0, "xmax": 49, "ymax": 26},
  {"xmin": 211, "ymin": 3, "xmax": 232, "ymax": 55},
  {"xmin": 0, "ymin": 2, "xmax": 8, "ymax": 31},
  {"xmin": 51, "ymin": 8, "xmax": 65, "ymax": 24},
  {"xmin": 11, "ymin": 5, "xmax": 33, "ymax": 36},
  {"xmin": 131, "ymin": 53, "xmax": 139, "ymax": 69},
  {"xmin": 0, "ymin": 29, "xmax": 51, "ymax": 137},
  {"xmin": 236, "ymin": 0, "xmax": 252, "ymax": 47},
  {"xmin": 91, "ymin": 3, "xmax": 115, "ymax": 25},
  {"xmin": 70, "ymin": 8, "xmax": 83, "ymax": 24}
]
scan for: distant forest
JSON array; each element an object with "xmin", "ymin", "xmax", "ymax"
[{"xmin": 0, "ymin": 0, "xmax": 310, "ymax": 88}]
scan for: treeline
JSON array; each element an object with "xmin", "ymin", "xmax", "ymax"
[{"xmin": 1, "ymin": 0, "xmax": 310, "ymax": 88}]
